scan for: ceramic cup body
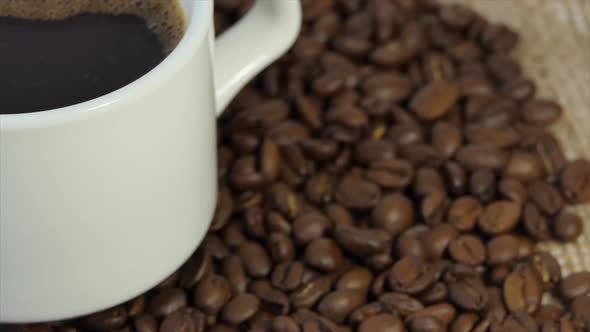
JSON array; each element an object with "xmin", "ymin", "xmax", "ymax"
[{"xmin": 0, "ymin": 0, "xmax": 300, "ymax": 322}]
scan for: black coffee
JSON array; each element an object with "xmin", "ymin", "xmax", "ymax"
[{"xmin": 0, "ymin": 0, "xmax": 186, "ymax": 114}]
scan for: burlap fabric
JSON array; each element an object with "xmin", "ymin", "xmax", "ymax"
[{"xmin": 446, "ymin": 0, "xmax": 590, "ymax": 275}]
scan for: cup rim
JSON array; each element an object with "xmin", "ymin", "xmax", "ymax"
[{"xmin": 0, "ymin": 0, "xmax": 213, "ymax": 131}]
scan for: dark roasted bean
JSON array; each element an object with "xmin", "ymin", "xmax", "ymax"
[
  {"xmin": 553, "ymin": 212, "xmax": 583, "ymax": 242},
  {"xmin": 478, "ymin": 200, "xmax": 521, "ymax": 235},
  {"xmin": 528, "ymin": 181, "xmax": 564, "ymax": 215},
  {"xmin": 560, "ymin": 272, "xmax": 590, "ymax": 300},
  {"xmin": 560, "ymin": 159, "xmax": 590, "ymax": 204},
  {"xmin": 304, "ymin": 238, "xmax": 344, "ymax": 272},
  {"xmin": 448, "ymin": 196, "xmax": 482, "ymax": 231},
  {"xmin": 388, "ymin": 257, "xmax": 437, "ymax": 294},
  {"xmin": 503, "ymin": 264, "xmax": 543, "ymax": 314},
  {"xmin": 448, "ymin": 278, "xmax": 488, "ymax": 311}
]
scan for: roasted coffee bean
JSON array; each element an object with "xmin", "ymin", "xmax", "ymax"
[
  {"xmin": 325, "ymin": 204, "xmax": 354, "ymax": 227},
  {"xmin": 244, "ymin": 206, "xmax": 266, "ymax": 239},
  {"xmin": 451, "ymin": 313, "xmax": 480, "ymax": 332},
  {"xmin": 272, "ymin": 261, "xmax": 304, "ymax": 291},
  {"xmin": 560, "ymin": 272, "xmax": 590, "ymax": 300},
  {"xmin": 336, "ymin": 266, "xmax": 373, "ymax": 293},
  {"xmin": 211, "ymin": 186, "xmax": 234, "ymax": 231},
  {"xmin": 478, "ymin": 200, "xmax": 521, "ymax": 235},
  {"xmin": 421, "ymin": 224, "xmax": 458, "ymax": 260},
  {"xmin": 304, "ymin": 238, "xmax": 344, "ymax": 272},
  {"xmin": 432, "ymin": 122, "xmax": 463, "ymax": 158},
  {"xmin": 335, "ymin": 173, "xmax": 381, "ymax": 209},
  {"xmin": 194, "ymin": 275, "xmax": 231, "ymax": 315},
  {"xmin": 407, "ymin": 303, "xmax": 456, "ymax": 326},
  {"xmin": 421, "ymin": 190, "xmax": 449, "ymax": 226},
  {"xmin": 406, "ymin": 315, "xmax": 445, "ymax": 332},
  {"xmin": 516, "ymin": 236, "xmax": 535, "ymax": 260},
  {"xmin": 528, "ymin": 252, "xmax": 562, "ymax": 290},
  {"xmin": 293, "ymin": 211, "xmax": 331, "ymax": 245},
  {"xmin": 379, "ymin": 292, "xmax": 424, "ymax": 316},
  {"xmin": 484, "ymin": 287, "xmax": 507, "ymax": 324},
  {"xmin": 449, "ymin": 234, "xmax": 486, "ymax": 266},
  {"xmin": 203, "ymin": 234, "xmax": 230, "ymax": 260},
  {"xmin": 456, "ymin": 144, "xmax": 508, "ymax": 171},
  {"xmin": 355, "ymin": 139, "xmax": 395, "ymax": 164},
  {"xmin": 498, "ymin": 178, "xmax": 528, "ymax": 205},
  {"xmin": 133, "ymin": 313, "xmax": 157, "ymax": 332},
  {"xmin": 366, "ymin": 159, "xmax": 415, "ymax": 189},
  {"xmin": 410, "ymin": 80, "xmax": 460, "ymax": 120},
  {"xmin": 160, "ymin": 308, "xmax": 205, "ymax": 332},
  {"xmin": 396, "ymin": 225, "xmax": 429, "ymax": 259},
  {"xmin": 464, "ymin": 124, "xmax": 521, "ymax": 148},
  {"xmin": 371, "ymin": 193, "xmax": 415, "ymax": 236},
  {"xmin": 388, "ymin": 257, "xmax": 437, "ymax": 294},
  {"xmin": 248, "ymin": 309, "xmax": 274, "ymax": 331},
  {"xmin": 522, "ymin": 99, "xmax": 562, "ymax": 126},
  {"xmin": 180, "ymin": 248, "xmax": 212, "ymax": 289},
  {"xmin": 570, "ymin": 295, "xmax": 590, "ymax": 327},
  {"xmin": 240, "ymin": 241, "xmax": 272, "ymax": 277},
  {"xmin": 560, "ymin": 159, "xmax": 590, "ymax": 204},
  {"xmin": 362, "ymin": 72, "xmax": 413, "ymax": 101},
  {"xmin": 448, "ymin": 196, "xmax": 482, "ymax": 231},
  {"xmin": 489, "ymin": 264, "xmax": 511, "ymax": 286},
  {"xmin": 469, "ymin": 169, "xmax": 496, "ymax": 202},
  {"xmin": 389, "ymin": 123, "xmax": 425, "ymax": 147},
  {"xmin": 222, "ymin": 224, "xmax": 247, "ymax": 249},
  {"xmin": 503, "ymin": 152, "xmax": 544, "ymax": 183},
  {"xmin": 268, "ymin": 232, "xmax": 296, "ymax": 263},
  {"xmin": 490, "ymin": 312, "xmax": 538, "ymax": 332},
  {"xmin": 414, "ymin": 166, "xmax": 446, "ymax": 197},
  {"xmin": 148, "ymin": 288, "xmax": 186, "ymax": 318},
  {"xmin": 444, "ymin": 264, "xmax": 481, "ymax": 284},
  {"xmin": 208, "ymin": 324, "xmax": 239, "ymax": 332},
  {"xmin": 398, "ymin": 143, "xmax": 442, "ymax": 167},
  {"xmin": 304, "ymin": 172, "xmax": 334, "ymax": 204},
  {"xmin": 420, "ymin": 282, "xmax": 449, "ymax": 305},
  {"xmin": 290, "ymin": 276, "xmax": 333, "ymax": 309},
  {"xmin": 334, "ymin": 224, "xmax": 392, "ymax": 256},
  {"xmin": 523, "ymin": 129, "xmax": 566, "ymax": 179},
  {"xmin": 222, "ymin": 293, "xmax": 260, "ymax": 325},
  {"xmin": 127, "ymin": 295, "xmax": 145, "ymax": 317},
  {"xmin": 358, "ymin": 314, "xmax": 404, "ymax": 332},
  {"xmin": 501, "ymin": 77, "xmax": 535, "ymax": 101},
  {"xmin": 486, "ymin": 234, "xmax": 520, "ymax": 265},
  {"xmin": 553, "ymin": 211, "xmax": 583, "ymax": 242},
  {"xmin": 523, "ymin": 202, "xmax": 552, "ymax": 241},
  {"xmin": 258, "ymin": 288, "xmax": 290, "ymax": 315},
  {"xmin": 317, "ymin": 289, "xmax": 365, "ymax": 322},
  {"xmin": 421, "ymin": 54, "xmax": 454, "ymax": 84},
  {"xmin": 535, "ymin": 304, "xmax": 564, "ymax": 322},
  {"xmin": 349, "ymin": 302, "xmax": 385, "ymax": 324},
  {"xmin": 300, "ymin": 139, "xmax": 340, "ymax": 162},
  {"xmin": 449, "ymin": 278, "xmax": 488, "ymax": 311},
  {"xmin": 271, "ymin": 316, "xmax": 300, "ymax": 332},
  {"xmin": 529, "ymin": 181, "xmax": 564, "ymax": 215},
  {"xmin": 503, "ymin": 264, "xmax": 543, "ymax": 314},
  {"xmin": 444, "ymin": 161, "xmax": 468, "ymax": 196},
  {"xmin": 79, "ymin": 307, "xmax": 128, "ymax": 331},
  {"xmin": 222, "ymin": 254, "xmax": 249, "ymax": 293}
]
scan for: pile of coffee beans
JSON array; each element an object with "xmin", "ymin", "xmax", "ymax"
[{"xmin": 5, "ymin": 0, "xmax": 590, "ymax": 331}]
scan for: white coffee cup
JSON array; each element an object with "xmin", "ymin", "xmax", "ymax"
[{"xmin": 0, "ymin": 0, "xmax": 301, "ymax": 323}]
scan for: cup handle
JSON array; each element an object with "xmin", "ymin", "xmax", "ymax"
[{"xmin": 213, "ymin": 0, "xmax": 301, "ymax": 114}]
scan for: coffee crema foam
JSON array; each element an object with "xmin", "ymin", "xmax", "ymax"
[{"xmin": 0, "ymin": 0, "xmax": 187, "ymax": 53}]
